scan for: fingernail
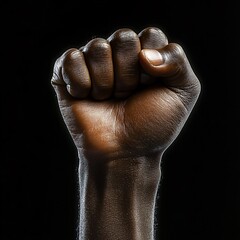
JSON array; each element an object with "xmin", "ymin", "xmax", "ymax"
[{"xmin": 142, "ymin": 49, "xmax": 163, "ymax": 66}]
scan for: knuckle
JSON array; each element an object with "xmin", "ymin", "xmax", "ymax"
[
  {"xmin": 83, "ymin": 38, "xmax": 110, "ymax": 56},
  {"xmin": 62, "ymin": 48, "xmax": 81, "ymax": 65},
  {"xmin": 140, "ymin": 26, "xmax": 167, "ymax": 39},
  {"xmin": 108, "ymin": 28, "xmax": 138, "ymax": 43},
  {"xmin": 169, "ymin": 43, "xmax": 185, "ymax": 60},
  {"xmin": 85, "ymin": 38, "xmax": 109, "ymax": 49}
]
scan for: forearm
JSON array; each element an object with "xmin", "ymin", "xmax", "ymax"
[{"xmin": 77, "ymin": 151, "xmax": 162, "ymax": 240}]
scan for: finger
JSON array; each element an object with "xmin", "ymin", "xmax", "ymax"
[
  {"xmin": 138, "ymin": 27, "xmax": 168, "ymax": 85},
  {"xmin": 139, "ymin": 26, "xmax": 168, "ymax": 49},
  {"xmin": 51, "ymin": 48, "xmax": 87, "ymax": 100},
  {"xmin": 51, "ymin": 49, "xmax": 73, "ymax": 86},
  {"xmin": 139, "ymin": 43, "xmax": 201, "ymax": 92},
  {"xmin": 61, "ymin": 49, "xmax": 91, "ymax": 98},
  {"xmin": 83, "ymin": 38, "xmax": 114, "ymax": 100},
  {"xmin": 108, "ymin": 28, "xmax": 141, "ymax": 98}
]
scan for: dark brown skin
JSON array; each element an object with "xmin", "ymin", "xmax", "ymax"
[{"xmin": 51, "ymin": 27, "xmax": 201, "ymax": 240}]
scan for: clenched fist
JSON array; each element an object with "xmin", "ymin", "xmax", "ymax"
[
  {"xmin": 51, "ymin": 27, "xmax": 201, "ymax": 240},
  {"xmin": 51, "ymin": 27, "xmax": 200, "ymax": 160}
]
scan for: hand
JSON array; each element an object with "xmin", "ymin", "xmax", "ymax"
[
  {"xmin": 51, "ymin": 27, "xmax": 201, "ymax": 161},
  {"xmin": 51, "ymin": 26, "xmax": 201, "ymax": 239}
]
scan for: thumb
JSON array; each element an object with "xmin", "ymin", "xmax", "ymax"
[{"xmin": 139, "ymin": 43, "xmax": 201, "ymax": 91}]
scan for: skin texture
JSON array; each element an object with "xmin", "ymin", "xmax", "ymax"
[{"xmin": 51, "ymin": 27, "xmax": 201, "ymax": 240}]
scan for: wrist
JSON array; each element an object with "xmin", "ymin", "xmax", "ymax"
[{"xmin": 77, "ymin": 151, "xmax": 163, "ymax": 240}]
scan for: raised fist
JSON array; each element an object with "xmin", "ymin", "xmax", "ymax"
[
  {"xmin": 51, "ymin": 26, "xmax": 201, "ymax": 239},
  {"xmin": 51, "ymin": 27, "xmax": 201, "ymax": 161}
]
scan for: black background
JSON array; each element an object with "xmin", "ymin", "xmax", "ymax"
[{"xmin": 1, "ymin": 0, "xmax": 238, "ymax": 240}]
